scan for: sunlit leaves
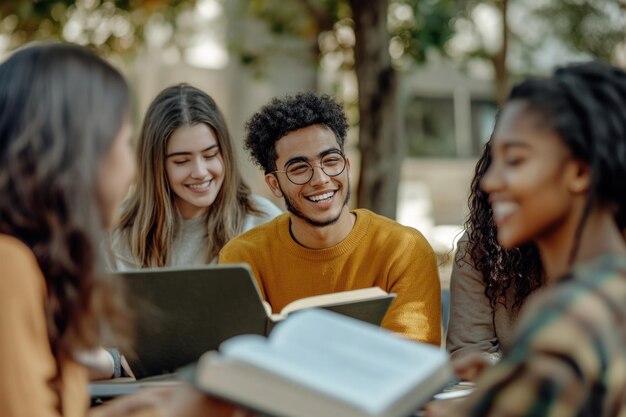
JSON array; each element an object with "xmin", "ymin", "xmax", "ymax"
[{"xmin": 0, "ymin": 0, "xmax": 195, "ymax": 56}]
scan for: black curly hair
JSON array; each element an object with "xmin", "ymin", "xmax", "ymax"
[
  {"xmin": 244, "ymin": 92, "xmax": 349, "ymax": 174},
  {"xmin": 462, "ymin": 141, "xmax": 544, "ymax": 311}
]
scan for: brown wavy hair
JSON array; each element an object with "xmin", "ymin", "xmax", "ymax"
[
  {"xmin": 0, "ymin": 43, "xmax": 131, "ymax": 357},
  {"xmin": 116, "ymin": 83, "xmax": 261, "ymax": 266}
]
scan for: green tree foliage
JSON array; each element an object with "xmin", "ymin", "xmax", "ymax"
[
  {"xmin": 389, "ymin": 0, "xmax": 459, "ymax": 64},
  {"xmin": 240, "ymin": 0, "xmax": 459, "ymax": 71},
  {"xmin": 533, "ymin": 0, "xmax": 625, "ymax": 63},
  {"xmin": 0, "ymin": 0, "xmax": 194, "ymax": 56},
  {"xmin": 450, "ymin": 0, "xmax": 625, "ymax": 104}
]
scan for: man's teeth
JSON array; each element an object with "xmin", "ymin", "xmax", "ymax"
[
  {"xmin": 492, "ymin": 202, "xmax": 518, "ymax": 219},
  {"xmin": 308, "ymin": 191, "xmax": 334, "ymax": 202}
]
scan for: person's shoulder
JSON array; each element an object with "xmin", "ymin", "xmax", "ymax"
[
  {"xmin": 105, "ymin": 227, "xmax": 140, "ymax": 270},
  {"xmin": 0, "ymin": 234, "xmax": 38, "ymax": 268},
  {"xmin": 0, "ymin": 234, "xmax": 44, "ymax": 296},
  {"xmin": 223, "ymin": 213, "xmax": 287, "ymax": 252},
  {"xmin": 573, "ymin": 253, "xmax": 626, "ymax": 281},
  {"xmin": 565, "ymin": 254, "xmax": 626, "ymax": 311},
  {"xmin": 108, "ymin": 227, "xmax": 128, "ymax": 252},
  {"xmin": 544, "ymin": 255, "xmax": 626, "ymax": 305},
  {"xmin": 357, "ymin": 209, "xmax": 432, "ymax": 247},
  {"xmin": 250, "ymin": 194, "xmax": 283, "ymax": 217},
  {"xmin": 219, "ymin": 215, "xmax": 284, "ymax": 263},
  {"xmin": 243, "ymin": 195, "xmax": 283, "ymax": 232},
  {"xmin": 357, "ymin": 208, "xmax": 419, "ymax": 232},
  {"xmin": 515, "ymin": 255, "xmax": 626, "ymax": 347},
  {"xmin": 456, "ymin": 230, "xmax": 470, "ymax": 245},
  {"xmin": 452, "ymin": 230, "xmax": 472, "ymax": 264}
]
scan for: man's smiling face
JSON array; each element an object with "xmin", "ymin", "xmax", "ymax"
[{"xmin": 265, "ymin": 124, "xmax": 351, "ymax": 228}]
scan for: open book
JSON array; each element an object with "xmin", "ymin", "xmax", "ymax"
[
  {"xmin": 196, "ymin": 309, "xmax": 453, "ymax": 417},
  {"xmin": 264, "ymin": 286, "xmax": 396, "ymax": 333}
]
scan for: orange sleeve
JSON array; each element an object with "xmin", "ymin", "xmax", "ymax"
[
  {"xmin": 0, "ymin": 235, "xmax": 65, "ymax": 417},
  {"xmin": 0, "ymin": 235, "xmax": 169, "ymax": 417}
]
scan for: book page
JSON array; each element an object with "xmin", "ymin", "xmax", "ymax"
[
  {"xmin": 432, "ymin": 382, "xmax": 475, "ymax": 400},
  {"xmin": 218, "ymin": 309, "xmax": 453, "ymax": 416},
  {"xmin": 196, "ymin": 351, "xmax": 367, "ymax": 417},
  {"xmin": 279, "ymin": 287, "xmax": 388, "ymax": 317},
  {"xmin": 261, "ymin": 300, "xmax": 272, "ymax": 317}
]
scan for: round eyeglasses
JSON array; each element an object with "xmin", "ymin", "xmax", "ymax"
[{"xmin": 273, "ymin": 152, "xmax": 347, "ymax": 185}]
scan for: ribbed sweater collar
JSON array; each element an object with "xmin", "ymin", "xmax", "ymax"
[{"xmin": 276, "ymin": 209, "xmax": 372, "ymax": 261}]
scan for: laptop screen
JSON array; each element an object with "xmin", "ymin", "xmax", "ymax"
[{"xmin": 117, "ymin": 264, "xmax": 267, "ymax": 379}]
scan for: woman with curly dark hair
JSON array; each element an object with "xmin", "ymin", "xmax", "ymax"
[
  {"xmin": 446, "ymin": 140, "xmax": 544, "ymax": 367},
  {"xmin": 426, "ymin": 60, "xmax": 626, "ymax": 417},
  {"xmin": 0, "ymin": 42, "xmax": 249, "ymax": 417}
]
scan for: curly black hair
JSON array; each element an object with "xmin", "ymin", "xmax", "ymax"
[
  {"xmin": 244, "ymin": 92, "xmax": 349, "ymax": 173},
  {"xmin": 461, "ymin": 141, "xmax": 544, "ymax": 311}
]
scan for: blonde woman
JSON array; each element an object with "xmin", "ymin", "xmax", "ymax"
[{"xmin": 109, "ymin": 84, "xmax": 281, "ymax": 269}]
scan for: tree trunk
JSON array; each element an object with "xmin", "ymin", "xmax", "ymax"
[
  {"xmin": 349, "ymin": 0, "xmax": 403, "ymax": 219},
  {"xmin": 297, "ymin": 0, "xmax": 335, "ymax": 92},
  {"xmin": 492, "ymin": 0, "xmax": 509, "ymax": 106}
]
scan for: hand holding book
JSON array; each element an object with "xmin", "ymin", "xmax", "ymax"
[{"xmin": 264, "ymin": 287, "xmax": 396, "ymax": 333}]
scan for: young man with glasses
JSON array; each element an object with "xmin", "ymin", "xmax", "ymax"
[{"xmin": 219, "ymin": 92, "xmax": 441, "ymax": 344}]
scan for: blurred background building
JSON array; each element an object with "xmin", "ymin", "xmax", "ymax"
[{"xmin": 2, "ymin": 0, "xmax": 625, "ymax": 274}]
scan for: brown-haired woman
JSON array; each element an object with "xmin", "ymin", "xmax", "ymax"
[{"xmin": 0, "ymin": 42, "xmax": 247, "ymax": 417}]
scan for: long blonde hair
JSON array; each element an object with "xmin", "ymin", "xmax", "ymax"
[{"xmin": 117, "ymin": 83, "xmax": 259, "ymax": 266}]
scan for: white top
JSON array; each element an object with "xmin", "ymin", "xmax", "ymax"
[{"xmin": 107, "ymin": 194, "xmax": 282, "ymax": 271}]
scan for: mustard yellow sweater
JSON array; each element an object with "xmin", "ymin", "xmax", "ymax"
[{"xmin": 219, "ymin": 209, "xmax": 441, "ymax": 345}]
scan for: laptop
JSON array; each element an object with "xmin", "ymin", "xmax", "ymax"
[
  {"xmin": 90, "ymin": 263, "xmax": 269, "ymax": 400},
  {"xmin": 117, "ymin": 263, "xmax": 268, "ymax": 380}
]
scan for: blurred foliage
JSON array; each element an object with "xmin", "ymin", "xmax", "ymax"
[
  {"xmin": 0, "ymin": 0, "xmax": 195, "ymax": 56},
  {"xmin": 239, "ymin": 0, "xmax": 462, "ymax": 73},
  {"xmin": 534, "ymin": 0, "xmax": 625, "ymax": 63},
  {"xmin": 427, "ymin": 0, "xmax": 624, "ymax": 103},
  {"xmin": 225, "ymin": 0, "xmax": 346, "ymax": 78},
  {"xmin": 247, "ymin": 0, "xmax": 347, "ymax": 38},
  {"xmin": 4, "ymin": 0, "xmax": 623, "ymax": 66},
  {"xmin": 389, "ymin": 0, "xmax": 460, "ymax": 64},
  {"xmin": 453, "ymin": 0, "xmax": 625, "ymax": 73},
  {"xmin": 242, "ymin": 0, "xmax": 625, "ymax": 78}
]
